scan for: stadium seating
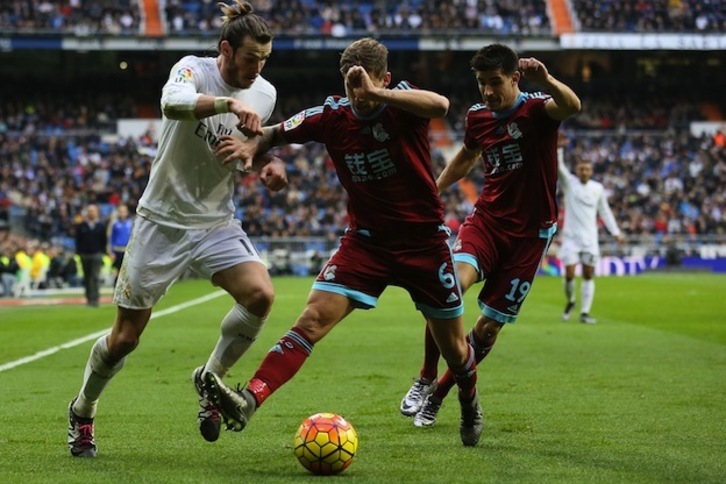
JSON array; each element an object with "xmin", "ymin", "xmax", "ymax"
[
  {"xmin": 4, "ymin": 0, "xmax": 724, "ymax": 35},
  {"xmin": 572, "ymin": 0, "xmax": 726, "ymax": 32}
]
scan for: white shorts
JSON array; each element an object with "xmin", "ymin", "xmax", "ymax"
[
  {"xmin": 113, "ymin": 216, "xmax": 264, "ymax": 309},
  {"xmin": 558, "ymin": 237, "xmax": 600, "ymax": 267}
]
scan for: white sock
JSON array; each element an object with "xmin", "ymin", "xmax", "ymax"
[
  {"xmin": 73, "ymin": 335, "xmax": 126, "ymax": 418},
  {"xmin": 581, "ymin": 279, "xmax": 595, "ymax": 314},
  {"xmin": 205, "ymin": 304, "xmax": 267, "ymax": 379},
  {"xmin": 564, "ymin": 278, "xmax": 575, "ymax": 303}
]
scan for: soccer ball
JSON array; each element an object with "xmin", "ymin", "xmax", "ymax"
[{"xmin": 293, "ymin": 413, "xmax": 358, "ymax": 475}]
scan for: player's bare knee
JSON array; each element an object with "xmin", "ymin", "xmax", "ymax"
[{"xmin": 238, "ymin": 284, "xmax": 274, "ymax": 317}]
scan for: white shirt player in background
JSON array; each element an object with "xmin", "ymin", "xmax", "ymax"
[
  {"xmin": 557, "ymin": 138, "xmax": 624, "ymax": 324},
  {"xmin": 67, "ymin": 0, "xmax": 287, "ymax": 458}
]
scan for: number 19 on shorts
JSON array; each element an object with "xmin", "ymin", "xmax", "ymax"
[{"xmin": 505, "ymin": 278, "xmax": 531, "ymax": 303}]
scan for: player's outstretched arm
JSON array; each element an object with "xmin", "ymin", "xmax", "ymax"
[
  {"xmin": 161, "ymin": 85, "xmax": 263, "ymax": 138},
  {"xmin": 373, "ymin": 87, "xmax": 449, "ymax": 119},
  {"xmin": 518, "ymin": 57, "xmax": 581, "ymax": 121},
  {"xmin": 346, "ymin": 66, "xmax": 449, "ymax": 119},
  {"xmin": 556, "ymin": 146, "xmax": 571, "ymax": 189},
  {"xmin": 215, "ymin": 125, "xmax": 287, "ymax": 169},
  {"xmin": 437, "ymin": 145, "xmax": 480, "ymax": 193}
]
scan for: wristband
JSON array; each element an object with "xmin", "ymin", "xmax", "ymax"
[{"xmin": 214, "ymin": 97, "xmax": 229, "ymax": 114}]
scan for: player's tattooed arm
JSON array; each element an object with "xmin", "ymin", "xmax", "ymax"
[
  {"xmin": 245, "ymin": 126, "xmax": 287, "ymax": 170},
  {"xmin": 256, "ymin": 125, "xmax": 287, "ymax": 153}
]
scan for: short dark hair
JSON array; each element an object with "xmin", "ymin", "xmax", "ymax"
[
  {"xmin": 217, "ymin": 0, "xmax": 272, "ymax": 51},
  {"xmin": 339, "ymin": 38, "xmax": 388, "ymax": 78},
  {"xmin": 576, "ymin": 157, "xmax": 593, "ymax": 166},
  {"xmin": 470, "ymin": 44, "xmax": 518, "ymax": 74}
]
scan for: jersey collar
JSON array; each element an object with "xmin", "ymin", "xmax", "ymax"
[
  {"xmin": 348, "ymin": 99, "xmax": 386, "ymax": 120},
  {"xmin": 491, "ymin": 92, "xmax": 526, "ymax": 120}
]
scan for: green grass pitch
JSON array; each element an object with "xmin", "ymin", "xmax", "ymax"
[{"xmin": 1, "ymin": 274, "xmax": 724, "ymax": 483}]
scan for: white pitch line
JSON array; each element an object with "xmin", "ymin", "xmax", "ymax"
[{"xmin": 0, "ymin": 290, "xmax": 226, "ymax": 373}]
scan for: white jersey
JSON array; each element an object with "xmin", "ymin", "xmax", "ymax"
[
  {"xmin": 557, "ymin": 154, "xmax": 620, "ymax": 252},
  {"xmin": 137, "ymin": 55, "xmax": 276, "ymax": 229}
]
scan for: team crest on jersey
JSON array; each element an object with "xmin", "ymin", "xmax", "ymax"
[
  {"xmin": 507, "ymin": 122, "xmax": 523, "ymax": 139},
  {"xmin": 323, "ymin": 264, "xmax": 337, "ymax": 281},
  {"xmin": 284, "ymin": 111, "xmax": 305, "ymax": 131},
  {"xmin": 174, "ymin": 66, "xmax": 193, "ymax": 83},
  {"xmin": 372, "ymin": 122, "xmax": 390, "ymax": 142}
]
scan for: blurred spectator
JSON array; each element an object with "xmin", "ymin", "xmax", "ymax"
[
  {"xmin": 12, "ymin": 243, "xmax": 33, "ymax": 297},
  {"xmin": 0, "ymin": 246, "xmax": 19, "ymax": 297},
  {"xmin": 45, "ymin": 245, "xmax": 67, "ymax": 288},
  {"xmin": 63, "ymin": 252, "xmax": 83, "ymax": 288},
  {"xmin": 74, "ymin": 203, "xmax": 107, "ymax": 306},
  {"xmin": 29, "ymin": 241, "xmax": 50, "ymax": 288},
  {"xmin": 714, "ymin": 129, "xmax": 726, "ymax": 149},
  {"xmin": 108, "ymin": 203, "xmax": 133, "ymax": 285}
]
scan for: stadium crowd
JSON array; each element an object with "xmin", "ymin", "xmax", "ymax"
[
  {"xmin": 3, "ymin": 122, "xmax": 724, "ymax": 294},
  {"xmin": 573, "ymin": 0, "xmax": 726, "ymax": 33},
  {"xmin": 4, "ymin": 0, "xmax": 724, "ymax": 36},
  {"xmin": 164, "ymin": 0, "xmax": 550, "ymax": 36},
  {"xmin": 0, "ymin": 0, "xmax": 549, "ymax": 36},
  {"xmin": 0, "ymin": 0, "xmax": 140, "ymax": 34},
  {"xmin": 1, "ymin": 63, "xmax": 725, "ymax": 294}
]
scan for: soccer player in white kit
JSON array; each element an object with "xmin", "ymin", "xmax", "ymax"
[
  {"xmin": 67, "ymin": 0, "xmax": 286, "ymax": 457},
  {"xmin": 557, "ymin": 142, "xmax": 624, "ymax": 324}
]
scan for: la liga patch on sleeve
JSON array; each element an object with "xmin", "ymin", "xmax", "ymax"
[
  {"xmin": 283, "ymin": 111, "xmax": 305, "ymax": 131},
  {"xmin": 174, "ymin": 66, "xmax": 193, "ymax": 83}
]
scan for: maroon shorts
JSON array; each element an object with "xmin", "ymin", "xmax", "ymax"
[
  {"xmin": 452, "ymin": 215, "xmax": 554, "ymax": 323},
  {"xmin": 313, "ymin": 229, "xmax": 464, "ymax": 320}
]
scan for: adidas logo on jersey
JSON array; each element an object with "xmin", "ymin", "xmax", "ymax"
[{"xmin": 446, "ymin": 292, "xmax": 459, "ymax": 303}]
